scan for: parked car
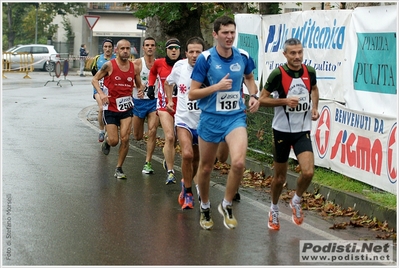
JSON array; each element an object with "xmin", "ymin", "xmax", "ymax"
[{"xmin": 4, "ymin": 44, "xmax": 61, "ymax": 72}]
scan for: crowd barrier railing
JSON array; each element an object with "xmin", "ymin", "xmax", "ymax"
[{"xmin": 2, "ymin": 52, "xmax": 34, "ymax": 79}]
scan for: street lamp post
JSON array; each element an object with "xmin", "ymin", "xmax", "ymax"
[{"xmin": 34, "ymin": 2, "xmax": 40, "ymax": 43}]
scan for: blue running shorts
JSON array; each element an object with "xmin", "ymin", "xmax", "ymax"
[
  {"xmin": 176, "ymin": 122, "xmax": 199, "ymax": 145},
  {"xmin": 198, "ymin": 112, "xmax": 247, "ymax": 143},
  {"xmin": 133, "ymin": 98, "xmax": 157, "ymax": 119}
]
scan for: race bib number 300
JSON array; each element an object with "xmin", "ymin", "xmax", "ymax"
[
  {"xmin": 216, "ymin": 91, "xmax": 240, "ymax": 112},
  {"xmin": 116, "ymin": 96, "xmax": 133, "ymax": 112},
  {"xmin": 286, "ymin": 93, "xmax": 310, "ymax": 113}
]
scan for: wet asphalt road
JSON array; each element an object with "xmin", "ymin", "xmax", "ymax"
[{"xmin": 2, "ymin": 72, "xmax": 396, "ymax": 266}]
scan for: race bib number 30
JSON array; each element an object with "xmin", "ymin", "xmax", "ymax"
[
  {"xmin": 186, "ymin": 95, "xmax": 199, "ymax": 112},
  {"xmin": 116, "ymin": 96, "xmax": 133, "ymax": 112},
  {"xmin": 216, "ymin": 91, "xmax": 240, "ymax": 112}
]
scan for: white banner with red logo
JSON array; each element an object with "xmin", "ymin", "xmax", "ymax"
[{"xmin": 312, "ymin": 101, "xmax": 397, "ymax": 194}]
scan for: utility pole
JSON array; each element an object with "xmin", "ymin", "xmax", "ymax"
[{"xmin": 35, "ymin": 3, "xmax": 39, "ymax": 43}]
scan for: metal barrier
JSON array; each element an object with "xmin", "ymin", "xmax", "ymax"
[
  {"xmin": 2, "ymin": 52, "xmax": 34, "ymax": 79},
  {"xmin": 44, "ymin": 60, "xmax": 73, "ymax": 87}
]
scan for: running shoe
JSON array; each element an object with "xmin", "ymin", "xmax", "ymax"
[
  {"xmin": 290, "ymin": 200, "xmax": 304, "ymax": 225},
  {"xmin": 233, "ymin": 191, "xmax": 241, "ymax": 202},
  {"xmin": 114, "ymin": 167, "xmax": 127, "ymax": 179},
  {"xmin": 98, "ymin": 132, "xmax": 105, "ymax": 142},
  {"xmin": 101, "ymin": 133, "xmax": 110, "ymax": 155},
  {"xmin": 218, "ymin": 203, "xmax": 237, "ymax": 229},
  {"xmin": 199, "ymin": 207, "xmax": 213, "ymax": 230},
  {"xmin": 178, "ymin": 179, "xmax": 185, "ymax": 206},
  {"xmin": 142, "ymin": 162, "xmax": 154, "ymax": 174},
  {"xmin": 182, "ymin": 193, "xmax": 194, "ymax": 210},
  {"xmin": 165, "ymin": 171, "xmax": 176, "ymax": 185},
  {"xmin": 268, "ymin": 210, "xmax": 280, "ymax": 230}
]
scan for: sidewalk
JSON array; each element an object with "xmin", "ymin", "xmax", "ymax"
[{"xmin": 86, "ymin": 105, "xmax": 396, "ymax": 231}]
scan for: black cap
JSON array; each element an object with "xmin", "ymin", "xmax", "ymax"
[{"xmin": 165, "ymin": 38, "xmax": 181, "ymax": 48}]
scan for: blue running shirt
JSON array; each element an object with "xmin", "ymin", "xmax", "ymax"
[{"xmin": 191, "ymin": 46, "xmax": 255, "ymax": 116}]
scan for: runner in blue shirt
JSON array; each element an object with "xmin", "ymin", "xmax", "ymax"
[
  {"xmin": 189, "ymin": 16, "xmax": 259, "ymax": 230},
  {"xmin": 92, "ymin": 39, "xmax": 117, "ymax": 142}
]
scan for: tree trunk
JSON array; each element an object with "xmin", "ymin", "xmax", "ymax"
[
  {"xmin": 7, "ymin": 3, "xmax": 15, "ymax": 48},
  {"xmin": 145, "ymin": 5, "xmax": 204, "ymax": 57}
]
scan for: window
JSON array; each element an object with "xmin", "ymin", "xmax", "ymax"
[
  {"xmin": 284, "ymin": 8, "xmax": 301, "ymax": 13},
  {"xmin": 32, "ymin": 46, "xmax": 48, "ymax": 54},
  {"xmin": 15, "ymin": 47, "xmax": 31, "ymax": 53}
]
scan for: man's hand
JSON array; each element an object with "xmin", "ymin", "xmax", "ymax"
[
  {"xmin": 248, "ymin": 98, "xmax": 259, "ymax": 113},
  {"xmin": 147, "ymin": 86, "xmax": 155, "ymax": 100},
  {"xmin": 100, "ymin": 94, "xmax": 109, "ymax": 106},
  {"xmin": 286, "ymin": 96, "xmax": 299, "ymax": 108},
  {"xmin": 137, "ymin": 85, "xmax": 145, "ymax": 99},
  {"xmin": 218, "ymin": 73, "xmax": 233, "ymax": 91},
  {"xmin": 166, "ymin": 101, "xmax": 175, "ymax": 113}
]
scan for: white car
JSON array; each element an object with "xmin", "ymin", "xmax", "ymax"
[{"xmin": 4, "ymin": 44, "xmax": 61, "ymax": 72}]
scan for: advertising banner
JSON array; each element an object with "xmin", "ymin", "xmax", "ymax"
[
  {"xmin": 312, "ymin": 101, "xmax": 397, "ymax": 194},
  {"xmin": 234, "ymin": 7, "xmax": 397, "ymax": 194}
]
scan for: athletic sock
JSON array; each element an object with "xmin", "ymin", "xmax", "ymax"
[
  {"xmin": 292, "ymin": 193, "xmax": 301, "ymax": 204},
  {"xmin": 201, "ymin": 201, "xmax": 210, "ymax": 209},
  {"xmin": 222, "ymin": 198, "xmax": 232, "ymax": 209},
  {"xmin": 271, "ymin": 203, "xmax": 279, "ymax": 212},
  {"xmin": 185, "ymin": 187, "xmax": 192, "ymax": 194}
]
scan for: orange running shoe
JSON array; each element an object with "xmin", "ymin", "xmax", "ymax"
[
  {"xmin": 182, "ymin": 193, "xmax": 194, "ymax": 210},
  {"xmin": 290, "ymin": 200, "xmax": 304, "ymax": 225},
  {"xmin": 268, "ymin": 210, "xmax": 280, "ymax": 230},
  {"xmin": 178, "ymin": 179, "xmax": 185, "ymax": 206}
]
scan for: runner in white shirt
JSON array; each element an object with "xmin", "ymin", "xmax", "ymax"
[{"xmin": 164, "ymin": 37, "xmax": 205, "ymax": 210}]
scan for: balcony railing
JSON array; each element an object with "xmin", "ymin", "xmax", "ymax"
[{"xmin": 89, "ymin": 2, "xmax": 132, "ymax": 11}]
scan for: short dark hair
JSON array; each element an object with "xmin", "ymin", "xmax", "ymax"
[
  {"xmin": 283, "ymin": 38, "xmax": 302, "ymax": 52},
  {"xmin": 213, "ymin": 16, "xmax": 235, "ymax": 33},
  {"xmin": 143, "ymin": 37, "xmax": 155, "ymax": 46},
  {"xmin": 185, "ymin": 37, "xmax": 205, "ymax": 51},
  {"xmin": 102, "ymin": 38, "xmax": 114, "ymax": 47}
]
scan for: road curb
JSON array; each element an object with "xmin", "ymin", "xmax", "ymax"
[{"xmin": 242, "ymin": 157, "xmax": 397, "ymax": 231}]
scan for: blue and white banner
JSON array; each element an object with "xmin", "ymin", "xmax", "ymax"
[{"xmin": 260, "ymin": 10, "xmax": 353, "ymax": 103}]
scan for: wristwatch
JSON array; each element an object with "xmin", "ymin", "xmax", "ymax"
[{"xmin": 250, "ymin": 94, "xmax": 259, "ymax": 100}]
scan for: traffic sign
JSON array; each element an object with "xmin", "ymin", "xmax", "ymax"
[
  {"xmin": 137, "ymin": 24, "xmax": 147, "ymax": 30},
  {"xmin": 84, "ymin": 15, "xmax": 100, "ymax": 30}
]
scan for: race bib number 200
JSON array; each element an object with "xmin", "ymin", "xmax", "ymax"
[
  {"xmin": 116, "ymin": 96, "xmax": 133, "ymax": 112},
  {"xmin": 216, "ymin": 91, "xmax": 240, "ymax": 112}
]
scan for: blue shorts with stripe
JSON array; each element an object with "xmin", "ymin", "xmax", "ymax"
[{"xmin": 176, "ymin": 122, "xmax": 199, "ymax": 145}]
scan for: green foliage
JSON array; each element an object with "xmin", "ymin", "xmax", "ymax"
[
  {"xmin": 312, "ymin": 168, "xmax": 396, "ymax": 209},
  {"xmin": 61, "ymin": 17, "xmax": 75, "ymax": 40},
  {"xmin": 132, "ymin": 3, "xmax": 233, "ymax": 24},
  {"xmin": 2, "ymin": 2, "xmax": 86, "ymax": 49}
]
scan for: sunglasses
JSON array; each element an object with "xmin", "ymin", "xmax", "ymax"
[{"xmin": 167, "ymin": 46, "xmax": 180, "ymax": 50}]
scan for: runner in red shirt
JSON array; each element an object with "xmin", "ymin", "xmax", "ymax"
[
  {"xmin": 147, "ymin": 38, "xmax": 182, "ymax": 185},
  {"xmin": 92, "ymin": 39, "xmax": 143, "ymax": 179}
]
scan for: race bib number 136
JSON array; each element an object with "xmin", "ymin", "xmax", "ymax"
[{"xmin": 216, "ymin": 91, "xmax": 240, "ymax": 112}]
